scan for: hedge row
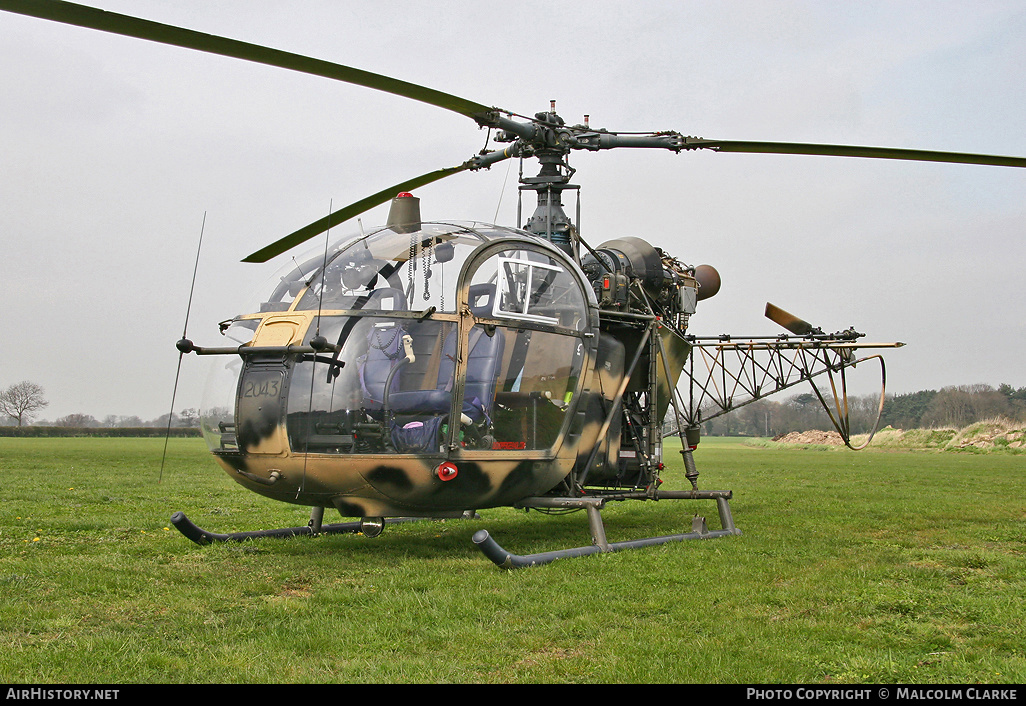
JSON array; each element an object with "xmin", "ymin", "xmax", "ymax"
[{"xmin": 0, "ymin": 426, "xmax": 202, "ymax": 438}]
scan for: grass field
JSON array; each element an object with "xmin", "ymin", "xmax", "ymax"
[{"xmin": 1, "ymin": 436, "xmax": 1023, "ymax": 684}]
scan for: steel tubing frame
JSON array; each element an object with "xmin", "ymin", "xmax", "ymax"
[{"xmin": 677, "ymin": 339, "xmax": 900, "ymax": 447}]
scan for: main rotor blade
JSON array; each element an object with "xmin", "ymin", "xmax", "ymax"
[
  {"xmin": 684, "ymin": 139, "xmax": 1026, "ymax": 168},
  {"xmin": 0, "ymin": 0, "xmax": 497, "ymax": 123},
  {"xmin": 243, "ymin": 165, "xmax": 469, "ymax": 263}
]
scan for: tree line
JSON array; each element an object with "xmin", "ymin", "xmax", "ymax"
[
  {"xmin": 0, "ymin": 380, "xmax": 200, "ymax": 428},
  {"xmin": 27, "ymin": 409, "xmax": 202, "ymax": 429},
  {"xmin": 1, "ymin": 409, "xmax": 202, "ymax": 429},
  {"xmin": 5, "ymin": 378, "xmax": 1026, "ymax": 436},
  {"xmin": 674, "ymin": 383, "xmax": 1026, "ymax": 438}
]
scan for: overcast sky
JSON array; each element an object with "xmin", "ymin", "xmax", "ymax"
[{"xmin": 1, "ymin": 0, "xmax": 1024, "ymax": 422}]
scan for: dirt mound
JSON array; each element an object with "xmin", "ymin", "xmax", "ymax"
[
  {"xmin": 770, "ymin": 419, "xmax": 1026, "ymax": 452},
  {"xmin": 772, "ymin": 430, "xmax": 845, "ymax": 445},
  {"xmin": 949, "ymin": 420, "xmax": 1025, "ymax": 450}
]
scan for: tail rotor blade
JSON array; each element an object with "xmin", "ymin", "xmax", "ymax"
[{"xmin": 765, "ymin": 302, "xmax": 816, "ymax": 336}]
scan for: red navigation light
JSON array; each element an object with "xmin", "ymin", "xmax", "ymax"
[{"xmin": 436, "ymin": 462, "xmax": 458, "ymax": 481}]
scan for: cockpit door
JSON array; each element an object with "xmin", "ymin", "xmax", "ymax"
[
  {"xmin": 450, "ymin": 241, "xmax": 591, "ymax": 457},
  {"xmin": 236, "ymin": 359, "xmax": 288, "ymax": 455}
]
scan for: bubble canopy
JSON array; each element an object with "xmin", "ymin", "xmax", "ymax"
[
  {"xmin": 250, "ymin": 221, "xmax": 578, "ymax": 316},
  {"xmin": 203, "ymin": 222, "xmax": 598, "ymax": 460}
]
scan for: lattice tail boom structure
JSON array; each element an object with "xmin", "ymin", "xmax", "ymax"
[{"xmin": 673, "ymin": 335, "xmax": 904, "ymax": 449}]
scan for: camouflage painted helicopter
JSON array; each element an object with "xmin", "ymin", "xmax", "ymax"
[{"xmin": 5, "ymin": 0, "xmax": 1025, "ymax": 568}]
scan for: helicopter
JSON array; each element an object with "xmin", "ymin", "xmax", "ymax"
[{"xmin": 4, "ymin": 1, "xmax": 1025, "ymax": 569}]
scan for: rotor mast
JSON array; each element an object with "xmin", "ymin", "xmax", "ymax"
[
  {"xmin": 519, "ymin": 111, "xmax": 578, "ymax": 254},
  {"xmin": 488, "ymin": 101, "xmax": 687, "ymax": 258},
  {"xmin": 490, "ymin": 102, "xmax": 574, "ymax": 254}
]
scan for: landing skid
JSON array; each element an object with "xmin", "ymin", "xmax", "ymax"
[
  {"xmin": 474, "ymin": 491, "xmax": 741, "ymax": 569},
  {"xmin": 171, "ymin": 491, "xmax": 739, "ymax": 568},
  {"xmin": 170, "ymin": 507, "xmax": 442, "ymax": 545}
]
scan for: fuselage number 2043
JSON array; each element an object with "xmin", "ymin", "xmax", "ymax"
[{"xmin": 241, "ymin": 375, "xmax": 281, "ymax": 399}]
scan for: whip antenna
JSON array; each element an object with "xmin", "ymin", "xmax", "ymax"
[{"xmin": 300, "ymin": 200, "xmax": 334, "ymax": 498}]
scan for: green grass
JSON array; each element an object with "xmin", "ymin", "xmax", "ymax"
[{"xmin": 1, "ymin": 436, "xmax": 1024, "ymax": 683}]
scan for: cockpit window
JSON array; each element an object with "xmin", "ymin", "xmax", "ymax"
[
  {"xmin": 493, "ymin": 255, "xmax": 566, "ymax": 325},
  {"xmin": 470, "ymin": 247, "xmax": 586, "ymax": 330}
]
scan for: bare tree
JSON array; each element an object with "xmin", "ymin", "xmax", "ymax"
[
  {"xmin": 178, "ymin": 408, "xmax": 199, "ymax": 428},
  {"xmin": 55, "ymin": 413, "xmax": 99, "ymax": 428},
  {"xmin": 0, "ymin": 381, "xmax": 49, "ymax": 426}
]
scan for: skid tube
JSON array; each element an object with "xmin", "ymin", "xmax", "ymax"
[
  {"xmin": 170, "ymin": 509, "xmax": 427, "ymax": 545},
  {"xmin": 473, "ymin": 490, "xmax": 740, "ymax": 569}
]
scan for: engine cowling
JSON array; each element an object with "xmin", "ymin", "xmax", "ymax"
[{"xmin": 581, "ymin": 237, "xmax": 719, "ymax": 320}]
